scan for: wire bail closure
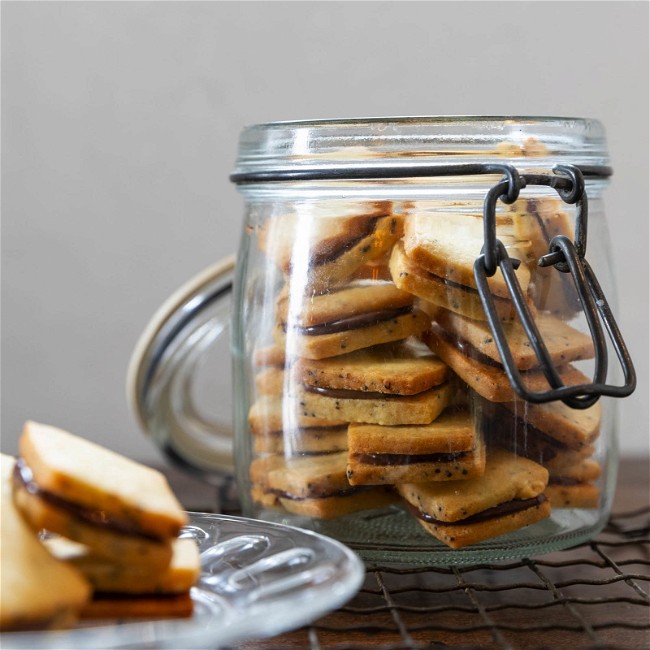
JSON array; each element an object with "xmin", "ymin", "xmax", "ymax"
[
  {"xmin": 232, "ymin": 159, "xmax": 636, "ymax": 409},
  {"xmin": 474, "ymin": 164, "xmax": 636, "ymax": 408}
]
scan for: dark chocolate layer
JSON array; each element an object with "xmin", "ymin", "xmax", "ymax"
[
  {"xmin": 548, "ymin": 476, "xmax": 582, "ymax": 487},
  {"xmin": 479, "ymin": 400, "xmax": 568, "ymax": 462},
  {"xmin": 309, "ymin": 216, "xmax": 381, "ymax": 267},
  {"xmin": 407, "ymin": 494, "xmax": 548, "ymax": 527},
  {"xmin": 431, "ymin": 323, "xmax": 504, "ymax": 370},
  {"xmin": 270, "ymin": 486, "xmax": 371, "ymax": 501},
  {"xmin": 299, "ymin": 305, "xmax": 413, "ymax": 336},
  {"xmin": 426, "ymin": 269, "xmax": 511, "ymax": 304},
  {"xmin": 352, "ymin": 451, "xmax": 467, "ymax": 466},
  {"xmin": 13, "ymin": 459, "xmax": 163, "ymax": 542},
  {"xmin": 303, "ymin": 380, "xmax": 448, "ymax": 400}
]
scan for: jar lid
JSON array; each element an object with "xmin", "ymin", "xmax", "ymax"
[{"xmin": 232, "ymin": 116, "xmax": 609, "ymax": 180}]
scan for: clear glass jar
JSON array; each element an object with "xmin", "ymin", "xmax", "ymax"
[{"xmin": 130, "ymin": 116, "xmax": 636, "ymax": 565}]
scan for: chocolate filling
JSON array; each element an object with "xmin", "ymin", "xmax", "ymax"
[
  {"xmin": 13, "ymin": 459, "xmax": 163, "ymax": 542},
  {"xmin": 407, "ymin": 493, "xmax": 547, "ymax": 526},
  {"xmin": 303, "ymin": 380, "xmax": 448, "ymax": 400},
  {"xmin": 426, "ymin": 269, "xmax": 510, "ymax": 304},
  {"xmin": 479, "ymin": 402, "xmax": 567, "ymax": 462},
  {"xmin": 432, "ymin": 323, "xmax": 504, "ymax": 369},
  {"xmin": 309, "ymin": 216, "xmax": 381, "ymax": 267},
  {"xmin": 353, "ymin": 451, "xmax": 467, "ymax": 466},
  {"xmin": 298, "ymin": 305, "xmax": 413, "ymax": 336},
  {"xmin": 270, "ymin": 486, "xmax": 371, "ymax": 501},
  {"xmin": 548, "ymin": 476, "xmax": 582, "ymax": 487},
  {"xmin": 261, "ymin": 425, "xmax": 349, "ymax": 438}
]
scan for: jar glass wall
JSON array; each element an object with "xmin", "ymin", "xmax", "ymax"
[{"xmin": 231, "ymin": 117, "xmax": 621, "ymax": 564}]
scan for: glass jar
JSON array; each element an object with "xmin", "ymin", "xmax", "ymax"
[{"xmin": 130, "ymin": 116, "xmax": 636, "ymax": 565}]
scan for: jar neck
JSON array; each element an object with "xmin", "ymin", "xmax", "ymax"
[{"xmin": 231, "ymin": 116, "xmax": 610, "ymax": 183}]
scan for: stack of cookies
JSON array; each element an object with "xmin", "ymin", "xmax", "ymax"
[
  {"xmin": 2, "ymin": 421, "xmax": 199, "ymax": 630},
  {"xmin": 248, "ymin": 194, "xmax": 602, "ymax": 550}
]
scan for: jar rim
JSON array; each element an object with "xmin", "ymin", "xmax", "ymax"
[
  {"xmin": 232, "ymin": 115, "xmax": 609, "ymax": 179},
  {"xmin": 244, "ymin": 114, "xmax": 602, "ymax": 129}
]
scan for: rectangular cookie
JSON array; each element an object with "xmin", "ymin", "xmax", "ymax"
[
  {"xmin": 258, "ymin": 200, "xmax": 402, "ymax": 293},
  {"xmin": 45, "ymin": 536, "xmax": 200, "ymax": 595},
  {"xmin": 296, "ymin": 380, "xmax": 452, "ymax": 426},
  {"xmin": 397, "ymin": 449, "xmax": 550, "ymax": 549},
  {"xmin": 346, "ymin": 409, "xmax": 486, "ymax": 485},
  {"xmin": 544, "ymin": 481, "xmax": 600, "ymax": 509},
  {"xmin": 253, "ymin": 344, "xmax": 287, "ymax": 368},
  {"xmin": 478, "ymin": 397, "xmax": 601, "ymax": 510},
  {"xmin": 402, "ymin": 211, "xmax": 533, "ymax": 299},
  {"xmin": 296, "ymin": 340, "xmax": 449, "ymax": 396},
  {"xmin": 1, "ymin": 454, "xmax": 90, "ymax": 632},
  {"xmin": 80, "ymin": 592, "xmax": 194, "ymax": 620},
  {"xmin": 500, "ymin": 399, "xmax": 601, "ymax": 450},
  {"xmin": 18, "ymin": 421, "xmax": 187, "ymax": 540},
  {"xmin": 274, "ymin": 281, "xmax": 430, "ymax": 360},
  {"xmin": 479, "ymin": 396, "xmax": 601, "ymax": 455},
  {"xmin": 249, "ymin": 453, "xmax": 396, "ymax": 519},
  {"xmin": 249, "ymin": 393, "xmax": 348, "ymax": 455},
  {"xmin": 248, "ymin": 394, "xmax": 346, "ymax": 435},
  {"xmin": 255, "ymin": 367, "xmax": 286, "ymax": 396},
  {"xmin": 389, "ymin": 241, "xmax": 524, "ymax": 321},
  {"xmin": 545, "ymin": 456, "xmax": 601, "ymax": 509},
  {"xmin": 432, "ymin": 306, "xmax": 594, "ymax": 371},
  {"xmin": 254, "ymin": 424, "xmax": 349, "ymax": 455},
  {"xmin": 12, "ymin": 482, "xmax": 175, "ymax": 569},
  {"xmin": 423, "ymin": 324, "xmax": 592, "ymax": 403}
]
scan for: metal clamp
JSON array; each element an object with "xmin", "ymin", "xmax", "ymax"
[
  {"xmin": 231, "ymin": 159, "xmax": 635, "ymax": 408},
  {"xmin": 474, "ymin": 164, "xmax": 636, "ymax": 408}
]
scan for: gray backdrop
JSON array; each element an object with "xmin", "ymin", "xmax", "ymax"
[{"xmin": 2, "ymin": 1, "xmax": 648, "ymax": 468}]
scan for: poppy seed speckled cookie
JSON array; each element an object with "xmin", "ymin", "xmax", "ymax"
[{"xmin": 397, "ymin": 449, "xmax": 550, "ymax": 549}]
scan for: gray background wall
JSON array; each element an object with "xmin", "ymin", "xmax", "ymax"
[{"xmin": 2, "ymin": 1, "xmax": 648, "ymax": 469}]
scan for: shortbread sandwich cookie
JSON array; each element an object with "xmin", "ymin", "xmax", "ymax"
[
  {"xmin": 297, "ymin": 340, "xmax": 448, "ymax": 395},
  {"xmin": 479, "ymin": 395, "xmax": 601, "ymax": 457},
  {"xmin": 253, "ymin": 343, "xmax": 287, "ymax": 368},
  {"xmin": 1, "ymin": 454, "xmax": 91, "ymax": 631},
  {"xmin": 509, "ymin": 196, "xmax": 581, "ymax": 315},
  {"xmin": 255, "ymin": 366, "xmax": 286, "ymax": 396},
  {"xmin": 294, "ymin": 339, "xmax": 452, "ymax": 425},
  {"xmin": 401, "ymin": 211, "xmax": 533, "ymax": 301},
  {"xmin": 257, "ymin": 200, "xmax": 402, "ymax": 292},
  {"xmin": 13, "ymin": 421, "xmax": 188, "ymax": 568},
  {"xmin": 248, "ymin": 394, "xmax": 347, "ymax": 454},
  {"xmin": 346, "ymin": 409, "xmax": 486, "ymax": 485},
  {"xmin": 296, "ymin": 382, "xmax": 452, "ymax": 426},
  {"xmin": 249, "ymin": 455, "xmax": 285, "ymax": 509},
  {"xmin": 250, "ymin": 452, "xmax": 396, "ymax": 519},
  {"xmin": 543, "ymin": 453, "xmax": 601, "ymax": 508},
  {"xmin": 390, "ymin": 241, "xmax": 525, "ymax": 321},
  {"xmin": 423, "ymin": 307, "xmax": 595, "ymax": 402},
  {"xmin": 253, "ymin": 343, "xmax": 290, "ymax": 396},
  {"xmin": 45, "ymin": 535, "xmax": 200, "ymax": 596},
  {"xmin": 254, "ymin": 422, "xmax": 349, "ymax": 455},
  {"xmin": 79, "ymin": 592, "xmax": 194, "ymax": 620},
  {"xmin": 397, "ymin": 450, "xmax": 550, "ymax": 549},
  {"xmin": 545, "ymin": 477, "xmax": 600, "ymax": 509},
  {"xmin": 478, "ymin": 399, "xmax": 601, "ymax": 509},
  {"xmin": 499, "ymin": 398, "xmax": 601, "ymax": 451},
  {"xmin": 275, "ymin": 281, "xmax": 430, "ymax": 360}
]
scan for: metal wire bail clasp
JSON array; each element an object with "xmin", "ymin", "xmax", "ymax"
[{"xmin": 474, "ymin": 164, "xmax": 636, "ymax": 409}]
